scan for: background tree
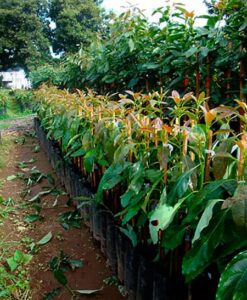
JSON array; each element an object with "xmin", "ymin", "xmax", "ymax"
[
  {"xmin": 50, "ymin": 0, "xmax": 102, "ymax": 54},
  {"xmin": 0, "ymin": 0, "xmax": 51, "ymax": 71}
]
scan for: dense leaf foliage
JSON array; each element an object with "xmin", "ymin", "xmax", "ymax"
[
  {"xmin": 49, "ymin": 0, "xmax": 103, "ymax": 54},
  {"xmin": 34, "ymin": 85, "xmax": 247, "ymax": 295},
  {"xmin": 0, "ymin": 0, "xmax": 51, "ymax": 70},
  {"xmin": 46, "ymin": 1, "xmax": 245, "ymax": 105}
]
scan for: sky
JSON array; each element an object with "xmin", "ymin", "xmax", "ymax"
[{"xmin": 102, "ymin": 0, "xmax": 208, "ymax": 25}]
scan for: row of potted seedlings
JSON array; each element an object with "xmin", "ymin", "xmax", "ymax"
[{"xmin": 34, "ymin": 85, "xmax": 247, "ymax": 300}]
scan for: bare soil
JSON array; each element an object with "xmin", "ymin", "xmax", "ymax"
[{"xmin": 0, "ymin": 118, "xmax": 125, "ymax": 300}]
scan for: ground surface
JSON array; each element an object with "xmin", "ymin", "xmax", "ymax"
[{"xmin": 0, "ymin": 117, "xmax": 125, "ymax": 299}]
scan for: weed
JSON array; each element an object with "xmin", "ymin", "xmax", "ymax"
[{"xmin": 103, "ymin": 276, "xmax": 127, "ymax": 297}]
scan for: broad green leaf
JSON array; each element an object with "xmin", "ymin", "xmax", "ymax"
[
  {"xmin": 24, "ymin": 214, "xmax": 40, "ymax": 223},
  {"xmin": 37, "ymin": 231, "xmax": 53, "ymax": 245},
  {"xmin": 163, "ymin": 225, "xmax": 185, "ymax": 250},
  {"xmin": 71, "ymin": 148, "xmax": 85, "ymax": 157},
  {"xmin": 120, "ymin": 225, "xmax": 138, "ymax": 247},
  {"xmin": 83, "ymin": 149, "xmax": 97, "ymax": 172},
  {"xmin": 145, "ymin": 169, "xmax": 163, "ymax": 183},
  {"xmin": 6, "ymin": 175, "xmax": 17, "ymax": 181},
  {"xmin": 192, "ymin": 199, "xmax": 223, "ymax": 244},
  {"xmin": 53, "ymin": 270, "xmax": 67, "ymax": 286},
  {"xmin": 184, "ymin": 179, "xmax": 237, "ymax": 224},
  {"xmin": 128, "ymin": 38, "xmax": 135, "ymax": 52},
  {"xmin": 42, "ymin": 288, "xmax": 61, "ymax": 300},
  {"xmin": 114, "ymin": 144, "xmax": 133, "ymax": 163},
  {"xmin": 149, "ymin": 198, "xmax": 185, "ymax": 244},
  {"xmin": 183, "ymin": 209, "xmax": 229, "ymax": 282},
  {"xmin": 7, "ymin": 257, "xmax": 18, "ymax": 272},
  {"xmin": 167, "ymin": 166, "xmax": 198, "ymax": 205},
  {"xmin": 69, "ymin": 259, "xmax": 84, "ymax": 270},
  {"xmin": 7, "ymin": 251, "xmax": 32, "ymax": 271},
  {"xmin": 96, "ymin": 162, "xmax": 129, "ymax": 202},
  {"xmin": 185, "ymin": 46, "xmax": 197, "ymax": 58},
  {"xmin": 216, "ymin": 250, "xmax": 247, "ymax": 300},
  {"xmin": 122, "ymin": 203, "xmax": 142, "ymax": 225},
  {"xmin": 225, "ymin": 185, "xmax": 247, "ymax": 230}
]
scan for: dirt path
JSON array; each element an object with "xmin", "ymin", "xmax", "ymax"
[
  {"xmin": 0, "ymin": 115, "xmax": 35, "ymax": 132},
  {"xmin": 0, "ymin": 118, "xmax": 125, "ymax": 299}
]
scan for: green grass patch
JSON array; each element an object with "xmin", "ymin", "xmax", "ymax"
[
  {"xmin": 0, "ymin": 135, "xmax": 13, "ymax": 169},
  {"xmin": 0, "ymin": 89, "xmax": 34, "ymax": 121}
]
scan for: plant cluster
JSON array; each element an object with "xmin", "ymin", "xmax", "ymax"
[
  {"xmin": 34, "ymin": 85, "xmax": 247, "ymax": 299},
  {"xmin": 0, "ymin": 0, "xmax": 103, "ymax": 70},
  {"xmin": 44, "ymin": 0, "xmax": 246, "ymax": 105},
  {"xmin": 0, "ymin": 89, "xmax": 8, "ymax": 115},
  {"xmin": 0, "ymin": 195, "xmax": 31, "ymax": 299},
  {"xmin": 0, "ymin": 89, "xmax": 34, "ymax": 119}
]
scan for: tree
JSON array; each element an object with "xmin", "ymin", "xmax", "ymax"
[
  {"xmin": 0, "ymin": 0, "xmax": 51, "ymax": 70},
  {"xmin": 50, "ymin": 0, "xmax": 102, "ymax": 54}
]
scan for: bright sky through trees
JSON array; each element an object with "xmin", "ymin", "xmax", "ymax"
[{"xmin": 102, "ymin": 0, "xmax": 208, "ymax": 25}]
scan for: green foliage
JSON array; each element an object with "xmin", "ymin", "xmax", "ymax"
[
  {"xmin": 29, "ymin": 64, "xmax": 65, "ymax": 89},
  {"xmin": 216, "ymin": 250, "xmax": 247, "ymax": 300},
  {"xmin": 10, "ymin": 90, "xmax": 33, "ymax": 112},
  {"xmin": 57, "ymin": 2, "xmax": 246, "ymax": 104},
  {"xmin": 0, "ymin": 88, "xmax": 34, "ymax": 119},
  {"xmin": 49, "ymin": 0, "xmax": 102, "ymax": 54},
  {"xmin": 0, "ymin": 0, "xmax": 51, "ymax": 70},
  {"xmin": 33, "ymin": 24, "xmax": 247, "ymax": 293},
  {"xmin": 7, "ymin": 250, "xmax": 32, "ymax": 272}
]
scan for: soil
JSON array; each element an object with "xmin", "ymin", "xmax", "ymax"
[
  {"xmin": 0, "ymin": 117, "xmax": 125, "ymax": 300},
  {"xmin": 0, "ymin": 115, "xmax": 34, "ymax": 133}
]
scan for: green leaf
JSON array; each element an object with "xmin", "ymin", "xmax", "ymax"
[
  {"xmin": 184, "ymin": 179, "xmax": 237, "ymax": 224},
  {"xmin": 145, "ymin": 169, "xmax": 163, "ymax": 183},
  {"xmin": 84, "ymin": 149, "xmax": 97, "ymax": 172},
  {"xmin": 7, "ymin": 250, "xmax": 32, "ymax": 271},
  {"xmin": 216, "ymin": 251, "xmax": 247, "ymax": 300},
  {"xmin": 69, "ymin": 259, "xmax": 84, "ymax": 270},
  {"xmin": 114, "ymin": 144, "xmax": 133, "ymax": 164},
  {"xmin": 37, "ymin": 232, "xmax": 53, "ymax": 245},
  {"xmin": 120, "ymin": 225, "xmax": 138, "ymax": 247},
  {"xmin": 96, "ymin": 163, "xmax": 129, "ymax": 202},
  {"xmin": 6, "ymin": 175, "xmax": 17, "ymax": 181},
  {"xmin": 183, "ymin": 208, "xmax": 229, "ymax": 282},
  {"xmin": 168, "ymin": 166, "xmax": 198, "ymax": 204},
  {"xmin": 53, "ymin": 270, "xmax": 68, "ymax": 286},
  {"xmin": 185, "ymin": 46, "xmax": 197, "ymax": 58},
  {"xmin": 42, "ymin": 288, "xmax": 61, "ymax": 300},
  {"xmin": 24, "ymin": 214, "xmax": 40, "ymax": 223},
  {"xmin": 200, "ymin": 47, "xmax": 209, "ymax": 58},
  {"xmin": 149, "ymin": 198, "xmax": 185, "ymax": 244},
  {"xmin": 7, "ymin": 257, "xmax": 18, "ymax": 272},
  {"xmin": 228, "ymin": 185, "xmax": 247, "ymax": 229},
  {"xmin": 141, "ymin": 63, "xmax": 160, "ymax": 70},
  {"xmin": 71, "ymin": 148, "xmax": 85, "ymax": 157},
  {"xmin": 192, "ymin": 199, "xmax": 223, "ymax": 244},
  {"xmin": 128, "ymin": 38, "xmax": 135, "ymax": 52}
]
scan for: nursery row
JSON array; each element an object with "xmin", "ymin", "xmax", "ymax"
[
  {"xmin": 30, "ymin": 1, "xmax": 247, "ymax": 105},
  {"xmin": 34, "ymin": 85, "xmax": 247, "ymax": 299},
  {"xmin": 0, "ymin": 89, "xmax": 33, "ymax": 117}
]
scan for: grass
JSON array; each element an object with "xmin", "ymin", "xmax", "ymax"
[
  {"xmin": 0, "ymin": 97, "xmax": 33, "ymax": 121},
  {"xmin": 0, "ymin": 136, "xmax": 14, "ymax": 169}
]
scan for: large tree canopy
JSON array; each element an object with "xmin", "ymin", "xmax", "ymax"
[
  {"xmin": 0, "ymin": 0, "xmax": 51, "ymax": 70},
  {"xmin": 50, "ymin": 0, "xmax": 102, "ymax": 54}
]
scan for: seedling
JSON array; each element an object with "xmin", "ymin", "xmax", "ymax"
[
  {"xmin": 58, "ymin": 210, "xmax": 82, "ymax": 230},
  {"xmin": 48, "ymin": 250, "xmax": 84, "ymax": 295},
  {"xmin": 7, "ymin": 250, "xmax": 32, "ymax": 272}
]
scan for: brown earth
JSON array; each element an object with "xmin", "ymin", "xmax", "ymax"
[{"xmin": 0, "ymin": 118, "xmax": 125, "ymax": 300}]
